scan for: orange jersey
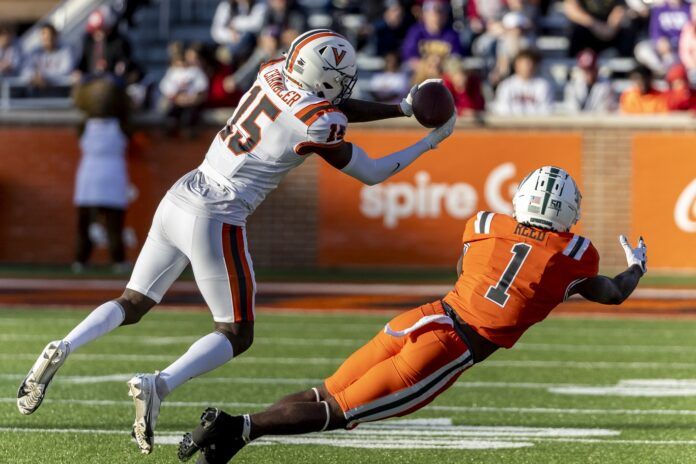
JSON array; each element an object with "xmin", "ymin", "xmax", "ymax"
[{"xmin": 444, "ymin": 211, "xmax": 599, "ymax": 348}]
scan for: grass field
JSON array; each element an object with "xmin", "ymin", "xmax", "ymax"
[{"xmin": 2, "ymin": 307, "xmax": 696, "ymax": 463}]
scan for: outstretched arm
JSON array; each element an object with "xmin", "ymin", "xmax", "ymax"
[
  {"xmin": 338, "ymin": 78, "xmax": 443, "ymax": 123},
  {"xmin": 317, "ymin": 113, "xmax": 456, "ymax": 186},
  {"xmin": 569, "ymin": 236, "xmax": 647, "ymax": 305},
  {"xmin": 571, "ymin": 266, "xmax": 643, "ymax": 305}
]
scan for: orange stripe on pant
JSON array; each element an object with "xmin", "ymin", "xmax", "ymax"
[
  {"xmin": 234, "ymin": 226, "xmax": 255, "ymax": 321},
  {"xmin": 221, "ymin": 224, "xmax": 255, "ymax": 323},
  {"xmin": 324, "ymin": 301, "xmax": 472, "ymax": 429}
]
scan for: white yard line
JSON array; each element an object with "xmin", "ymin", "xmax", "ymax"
[
  {"xmin": 1, "ymin": 353, "xmax": 694, "ymax": 369},
  {"xmin": 0, "ymin": 374, "xmax": 591, "ymax": 390},
  {"xmin": 3, "ymin": 334, "xmax": 696, "ymax": 355},
  {"xmin": 0, "ymin": 278, "xmax": 691, "ymax": 299},
  {"xmin": 515, "ymin": 342, "xmax": 696, "ymax": 354},
  {"xmin": 0, "ymin": 373, "xmax": 322, "ymax": 385},
  {"xmin": 3, "ymin": 425, "xmax": 696, "ymax": 448},
  {"xmin": 0, "ymin": 397, "xmax": 266, "ymax": 408},
  {"xmin": 427, "ymin": 405, "xmax": 696, "ymax": 416},
  {"xmin": 0, "ymin": 394, "xmax": 695, "ymax": 416}
]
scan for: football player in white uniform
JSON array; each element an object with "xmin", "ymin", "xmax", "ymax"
[{"xmin": 16, "ymin": 29, "xmax": 456, "ymax": 454}]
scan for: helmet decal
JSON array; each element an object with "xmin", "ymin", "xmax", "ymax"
[{"xmin": 332, "ymin": 47, "xmax": 347, "ymax": 66}]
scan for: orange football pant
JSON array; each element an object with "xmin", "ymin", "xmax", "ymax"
[{"xmin": 325, "ymin": 301, "xmax": 473, "ymax": 429}]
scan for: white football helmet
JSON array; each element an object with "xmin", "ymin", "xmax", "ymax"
[
  {"xmin": 283, "ymin": 29, "xmax": 358, "ymax": 105},
  {"xmin": 512, "ymin": 166, "xmax": 581, "ymax": 232}
]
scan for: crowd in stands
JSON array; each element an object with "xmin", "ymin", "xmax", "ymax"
[{"xmin": 3, "ymin": 0, "xmax": 696, "ymax": 125}]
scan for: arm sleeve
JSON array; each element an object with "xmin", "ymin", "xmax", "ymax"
[
  {"xmin": 302, "ymin": 108, "xmax": 436, "ymax": 185},
  {"xmin": 340, "ymin": 140, "xmax": 431, "ymax": 186}
]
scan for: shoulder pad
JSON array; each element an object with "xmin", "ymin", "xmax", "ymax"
[
  {"xmin": 305, "ymin": 108, "xmax": 348, "ymax": 145},
  {"xmin": 562, "ymin": 235, "xmax": 592, "ymax": 261},
  {"xmin": 473, "ymin": 211, "xmax": 495, "ymax": 234}
]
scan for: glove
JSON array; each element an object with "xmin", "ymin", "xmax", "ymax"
[
  {"xmin": 399, "ymin": 78, "xmax": 443, "ymax": 117},
  {"xmin": 619, "ymin": 235, "xmax": 647, "ymax": 275},
  {"xmin": 423, "ymin": 113, "xmax": 457, "ymax": 149}
]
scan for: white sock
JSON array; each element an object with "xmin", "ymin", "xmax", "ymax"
[
  {"xmin": 63, "ymin": 301, "xmax": 125, "ymax": 354},
  {"xmin": 156, "ymin": 332, "xmax": 233, "ymax": 399}
]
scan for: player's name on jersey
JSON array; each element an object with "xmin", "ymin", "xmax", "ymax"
[
  {"xmin": 264, "ymin": 67, "xmax": 302, "ymax": 107},
  {"xmin": 514, "ymin": 223, "xmax": 548, "ymax": 242}
]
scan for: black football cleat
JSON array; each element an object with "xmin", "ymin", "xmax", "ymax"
[
  {"xmin": 178, "ymin": 408, "xmax": 247, "ymax": 463},
  {"xmin": 195, "ymin": 438, "xmax": 246, "ymax": 464}
]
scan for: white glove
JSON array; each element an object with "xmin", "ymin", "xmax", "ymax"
[
  {"xmin": 399, "ymin": 78, "xmax": 443, "ymax": 117},
  {"xmin": 619, "ymin": 235, "xmax": 647, "ymax": 275},
  {"xmin": 423, "ymin": 113, "xmax": 457, "ymax": 148}
]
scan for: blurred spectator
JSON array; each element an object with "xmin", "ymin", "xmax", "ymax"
[
  {"xmin": 115, "ymin": 0, "xmax": 153, "ymax": 28},
  {"xmin": 0, "ymin": 24, "xmax": 21, "ymax": 77},
  {"xmin": 679, "ymin": 2, "xmax": 696, "ymax": 81},
  {"xmin": 466, "ymin": 0, "xmax": 507, "ymax": 37},
  {"xmin": 210, "ymin": 26, "xmax": 282, "ymax": 107},
  {"xmin": 564, "ymin": 49, "xmax": 615, "ymax": 112},
  {"xmin": 72, "ymin": 77, "xmax": 131, "ymax": 272},
  {"xmin": 211, "ymin": 0, "xmax": 268, "ymax": 60},
  {"xmin": 368, "ymin": 52, "xmax": 410, "ymax": 103},
  {"xmin": 488, "ymin": 12, "xmax": 535, "ymax": 86},
  {"xmin": 664, "ymin": 63, "xmax": 696, "ymax": 111},
  {"xmin": 619, "ymin": 65, "xmax": 668, "ymax": 113},
  {"xmin": 412, "ymin": 52, "xmax": 445, "ymax": 84},
  {"xmin": 402, "ymin": 0, "xmax": 462, "ymax": 69},
  {"xmin": 564, "ymin": 0, "xmax": 634, "ymax": 57},
  {"xmin": 635, "ymin": 0, "xmax": 690, "ymax": 76},
  {"xmin": 443, "ymin": 59, "xmax": 485, "ymax": 115},
  {"xmin": 159, "ymin": 43, "xmax": 209, "ymax": 136},
  {"xmin": 77, "ymin": 6, "xmax": 137, "ymax": 82},
  {"xmin": 374, "ymin": 0, "xmax": 412, "ymax": 56},
  {"xmin": 471, "ymin": 1, "xmax": 536, "ymax": 59},
  {"xmin": 492, "ymin": 49, "xmax": 553, "ymax": 115},
  {"xmin": 208, "ymin": 47, "xmax": 244, "ymax": 108},
  {"xmin": 262, "ymin": 0, "xmax": 306, "ymax": 39},
  {"xmin": 21, "ymin": 24, "xmax": 75, "ymax": 90}
]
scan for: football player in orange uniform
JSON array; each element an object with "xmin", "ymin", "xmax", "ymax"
[{"xmin": 178, "ymin": 166, "xmax": 647, "ymax": 464}]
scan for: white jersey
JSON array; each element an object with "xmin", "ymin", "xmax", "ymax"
[{"xmin": 167, "ymin": 59, "xmax": 348, "ymax": 225}]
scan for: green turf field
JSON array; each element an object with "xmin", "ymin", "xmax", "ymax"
[{"xmin": 2, "ymin": 307, "xmax": 696, "ymax": 463}]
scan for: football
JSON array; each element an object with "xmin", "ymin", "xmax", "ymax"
[{"xmin": 412, "ymin": 81, "xmax": 455, "ymax": 128}]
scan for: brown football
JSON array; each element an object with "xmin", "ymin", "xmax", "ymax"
[{"xmin": 412, "ymin": 81, "xmax": 455, "ymax": 128}]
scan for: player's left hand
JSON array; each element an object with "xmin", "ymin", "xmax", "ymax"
[
  {"xmin": 424, "ymin": 112, "xmax": 457, "ymax": 149},
  {"xmin": 619, "ymin": 235, "xmax": 647, "ymax": 275},
  {"xmin": 400, "ymin": 79, "xmax": 443, "ymax": 117}
]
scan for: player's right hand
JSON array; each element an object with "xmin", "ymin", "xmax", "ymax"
[
  {"xmin": 424, "ymin": 112, "xmax": 457, "ymax": 149},
  {"xmin": 400, "ymin": 78, "xmax": 443, "ymax": 117},
  {"xmin": 619, "ymin": 235, "xmax": 647, "ymax": 275}
]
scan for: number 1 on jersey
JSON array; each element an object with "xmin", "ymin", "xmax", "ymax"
[{"xmin": 486, "ymin": 243, "xmax": 532, "ymax": 308}]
